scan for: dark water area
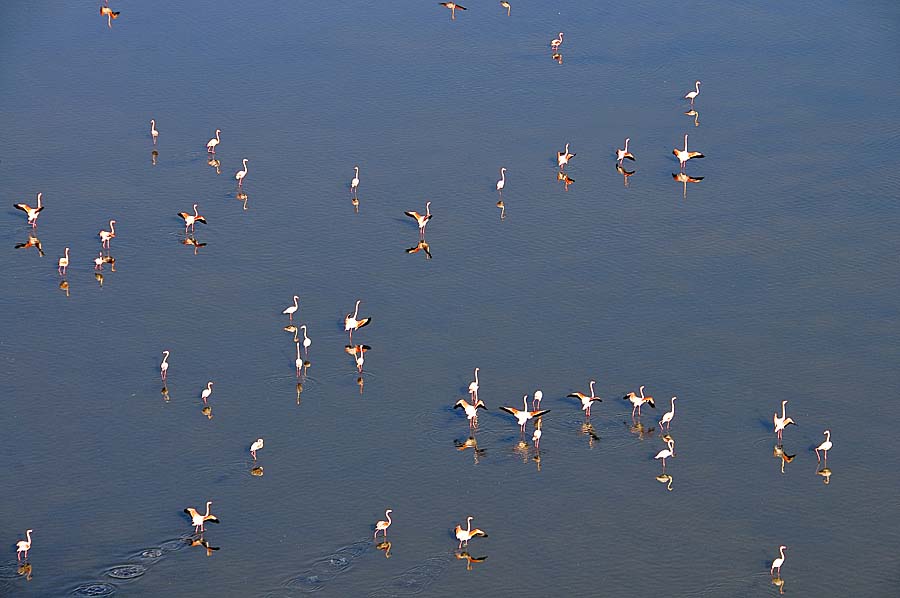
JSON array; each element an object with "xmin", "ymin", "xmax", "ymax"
[{"xmin": 1, "ymin": 1, "xmax": 899, "ymax": 596}]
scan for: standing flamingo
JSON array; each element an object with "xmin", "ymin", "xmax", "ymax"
[
  {"xmin": 815, "ymin": 430, "xmax": 833, "ymax": 463},
  {"xmin": 557, "ymin": 143, "xmax": 575, "ymax": 169},
  {"xmin": 532, "ymin": 390, "xmax": 544, "ymax": 410},
  {"xmin": 455, "ymin": 516, "xmax": 487, "ymax": 548},
  {"xmin": 150, "ymin": 119, "xmax": 159, "ymax": 144},
  {"xmin": 177, "ymin": 204, "xmax": 207, "ymax": 232},
  {"xmin": 499, "ymin": 395, "xmax": 551, "ymax": 433},
  {"xmin": 770, "ymin": 545, "xmax": 786, "ymax": 576},
  {"xmin": 684, "ymin": 80, "xmax": 702, "ymax": 106},
  {"xmin": 295, "ymin": 341, "xmax": 303, "ymax": 377},
  {"xmin": 282, "ymin": 295, "xmax": 300, "ymax": 322},
  {"xmin": 616, "ymin": 138, "xmax": 635, "ymax": 164},
  {"xmin": 655, "ymin": 439, "xmax": 675, "ymax": 470},
  {"xmin": 623, "ymin": 385, "xmax": 656, "ymax": 416},
  {"xmin": 773, "ymin": 400, "xmax": 797, "ymax": 441},
  {"xmin": 568, "ymin": 380, "xmax": 603, "ymax": 417},
  {"xmin": 659, "ymin": 396, "xmax": 677, "ymax": 430},
  {"xmin": 454, "ymin": 398, "xmax": 487, "ymax": 427},
  {"xmin": 673, "ymin": 134, "xmax": 704, "ymax": 171},
  {"xmin": 404, "ymin": 201, "xmax": 432, "ymax": 238},
  {"xmin": 250, "ymin": 438, "xmax": 264, "ymax": 460},
  {"xmin": 300, "ymin": 325, "xmax": 311, "ymax": 356},
  {"xmin": 16, "ymin": 530, "xmax": 33, "ymax": 561},
  {"xmin": 235, "ymin": 158, "xmax": 249, "ymax": 187},
  {"xmin": 496, "ymin": 167, "xmax": 506, "ymax": 196},
  {"xmin": 160, "ymin": 350, "xmax": 170, "ymax": 381},
  {"xmin": 374, "ymin": 509, "xmax": 393, "ymax": 539},
  {"xmin": 201, "ymin": 381, "xmax": 214, "ymax": 404},
  {"xmin": 184, "ymin": 501, "xmax": 219, "ymax": 533},
  {"xmin": 350, "ymin": 166, "xmax": 360, "ymax": 196},
  {"xmin": 57, "ymin": 247, "xmax": 70, "ymax": 275},
  {"xmin": 98, "ymin": 220, "xmax": 117, "ymax": 248},
  {"xmin": 344, "ymin": 299, "xmax": 372, "ymax": 340},
  {"xmin": 14, "ymin": 192, "xmax": 44, "ymax": 228},
  {"xmin": 206, "ymin": 129, "xmax": 221, "ymax": 153},
  {"xmin": 550, "ymin": 32, "xmax": 564, "ymax": 50},
  {"xmin": 532, "ymin": 418, "xmax": 542, "ymax": 450}
]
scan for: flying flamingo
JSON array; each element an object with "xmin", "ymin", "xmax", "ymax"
[
  {"xmin": 235, "ymin": 158, "xmax": 249, "ymax": 187},
  {"xmin": 557, "ymin": 143, "xmax": 575, "ymax": 169},
  {"xmin": 283, "ymin": 295, "xmax": 300, "ymax": 322},
  {"xmin": 468, "ymin": 367, "xmax": 480, "ymax": 401},
  {"xmin": 98, "ymin": 220, "xmax": 116, "ymax": 248},
  {"xmin": 616, "ymin": 138, "xmax": 635, "ymax": 164},
  {"xmin": 374, "ymin": 509, "xmax": 393, "ymax": 540},
  {"xmin": 184, "ymin": 501, "xmax": 219, "ymax": 533},
  {"xmin": 684, "ymin": 80, "xmax": 702, "ymax": 106},
  {"xmin": 300, "ymin": 325, "xmax": 311, "ymax": 356},
  {"xmin": 455, "ymin": 516, "xmax": 487, "ymax": 548},
  {"xmin": 344, "ymin": 300, "xmax": 372, "ymax": 340},
  {"xmin": 57, "ymin": 247, "xmax": 70, "ymax": 275},
  {"xmin": 673, "ymin": 134, "xmax": 704, "ymax": 171},
  {"xmin": 659, "ymin": 396, "xmax": 677, "ymax": 430},
  {"xmin": 815, "ymin": 430, "xmax": 833, "ymax": 463},
  {"xmin": 439, "ymin": 2, "xmax": 466, "ymax": 19},
  {"xmin": 14, "ymin": 192, "xmax": 44, "ymax": 228},
  {"xmin": 568, "ymin": 380, "xmax": 603, "ymax": 417},
  {"xmin": 250, "ymin": 438, "xmax": 264, "ymax": 460},
  {"xmin": 454, "ymin": 398, "xmax": 487, "ymax": 427},
  {"xmin": 177, "ymin": 204, "xmax": 207, "ymax": 232},
  {"xmin": 150, "ymin": 119, "xmax": 159, "ymax": 144},
  {"xmin": 496, "ymin": 167, "xmax": 506, "ymax": 196},
  {"xmin": 16, "ymin": 530, "xmax": 33, "ymax": 561},
  {"xmin": 206, "ymin": 129, "xmax": 221, "ymax": 153},
  {"xmin": 160, "ymin": 350, "xmax": 169, "ymax": 381},
  {"xmin": 623, "ymin": 385, "xmax": 656, "ymax": 416},
  {"xmin": 350, "ymin": 166, "xmax": 360, "ymax": 196},
  {"xmin": 770, "ymin": 545, "xmax": 786, "ymax": 576},
  {"xmin": 655, "ymin": 439, "xmax": 675, "ymax": 470},
  {"xmin": 550, "ymin": 32, "xmax": 564, "ymax": 51},
  {"xmin": 201, "ymin": 381, "xmax": 214, "ymax": 404},
  {"xmin": 404, "ymin": 201, "xmax": 432, "ymax": 238},
  {"xmin": 773, "ymin": 400, "xmax": 796, "ymax": 441},
  {"xmin": 500, "ymin": 395, "xmax": 551, "ymax": 433}
]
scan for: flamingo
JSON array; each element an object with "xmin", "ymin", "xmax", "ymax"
[
  {"xmin": 235, "ymin": 158, "xmax": 249, "ymax": 187},
  {"xmin": 550, "ymin": 32, "xmax": 564, "ymax": 51},
  {"xmin": 344, "ymin": 300, "xmax": 372, "ymax": 340},
  {"xmin": 295, "ymin": 341, "xmax": 303, "ymax": 377},
  {"xmin": 206, "ymin": 129, "xmax": 221, "ymax": 153},
  {"xmin": 160, "ymin": 350, "xmax": 170, "ymax": 381},
  {"xmin": 532, "ymin": 390, "xmax": 543, "ymax": 410},
  {"xmin": 568, "ymin": 380, "xmax": 603, "ymax": 417},
  {"xmin": 684, "ymin": 80, "xmax": 701, "ymax": 106},
  {"xmin": 500, "ymin": 395, "xmax": 551, "ymax": 433},
  {"xmin": 201, "ymin": 381, "xmax": 214, "ymax": 404},
  {"xmin": 98, "ymin": 219, "xmax": 116, "ymax": 248},
  {"xmin": 177, "ymin": 204, "xmax": 207, "ymax": 232},
  {"xmin": 454, "ymin": 398, "xmax": 487, "ymax": 427},
  {"xmin": 300, "ymin": 325, "xmax": 311, "ymax": 356},
  {"xmin": 150, "ymin": 119, "xmax": 159, "ymax": 144},
  {"xmin": 184, "ymin": 501, "xmax": 219, "ymax": 533},
  {"xmin": 616, "ymin": 138, "xmax": 635, "ymax": 164},
  {"xmin": 282, "ymin": 295, "xmax": 300, "ymax": 322},
  {"xmin": 350, "ymin": 166, "xmax": 360, "ymax": 196},
  {"xmin": 439, "ymin": 2, "xmax": 466, "ymax": 19},
  {"xmin": 770, "ymin": 545, "xmax": 786, "ymax": 576},
  {"xmin": 673, "ymin": 134, "xmax": 704, "ymax": 171},
  {"xmin": 14, "ymin": 192, "xmax": 44, "ymax": 228},
  {"xmin": 623, "ymin": 385, "xmax": 656, "ymax": 417},
  {"xmin": 496, "ymin": 167, "xmax": 506, "ymax": 196},
  {"xmin": 404, "ymin": 201, "xmax": 432, "ymax": 238},
  {"xmin": 99, "ymin": 4, "xmax": 120, "ymax": 28},
  {"xmin": 455, "ymin": 516, "xmax": 487, "ymax": 548},
  {"xmin": 815, "ymin": 430, "xmax": 833, "ymax": 463},
  {"xmin": 16, "ymin": 530, "xmax": 33, "ymax": 561},
  {"xmin": 468, "ymin": 367, "xmax": 480, "ymax": 401},
  {"xmin": 374, "ymin": 509, "xmax": 393, "ymax": 539},
  {"xmin": 773, "ymin": 400, "xmax": 797, "ymax": 441},
  {"xmin": 250, "ymin": 438, "xmax": 264, "ymax": 460},
  {"xmin": 532, "ymin": 418, "xmax": 542, "ymax": 450},
  {"xmin": 500, "ymin": 1, "xmax": 511, "ymax": 16},
  {"xmin": 57, "ymin": 247, "xmax": 70, "ymax": 275},
  {"xmin": 655, "ymin": 439, "xmax": 675, "ymax": 470},
  {"xmin": 557, "ymin": 143, "xmax": 575, "ymax": 169},
  {"xmin": 659, "ymin": 397, "xmax": 677, "ymax": 430}
]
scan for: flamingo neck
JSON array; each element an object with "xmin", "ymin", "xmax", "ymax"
[
  {"xmin": 204, "ymin": 502, "xmax": 211, "ymax": 517},
  {"xmin": 624, "ymin": 139, "xmax": 629, "ymax": 152},
  {"xmin": 109, "ymin": 221, "xmax": 116, "ymax": 234},
  {"xmin": 353, "ymin": 301, "xmax": 360, "ymax": 319},
  {"xmin": 386, "ymin": 511, "xmax": 392, "ymax": 524},
  {"xmin": 37, "ymin": 193, "xmax": 42, "ymax": 208},
  {"xmin": 684, "ymin": 135, "xmax": 689, "ymax": 151}
]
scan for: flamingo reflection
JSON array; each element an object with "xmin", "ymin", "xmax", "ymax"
[
  {"xmin": 406, "ymin": 240, "xmax": 432, "ymax": 259},
  {"xmin": 15, "ymin": 234, "xmax": 44, "ymax": 256},
  {"xmin": 455, "ymin": 551, "xmax": 487, "ymax": 571},
  {"xmin": 672, "ymin": 172, "xmax": 704, "ymax": 198}
]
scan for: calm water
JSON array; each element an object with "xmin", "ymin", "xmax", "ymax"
[{"xmin": 2, "ymin": 0, "xmax": 899, "ymax": 596}]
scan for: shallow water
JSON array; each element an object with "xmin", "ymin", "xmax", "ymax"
[{"xmin": 1, "ymin": 0, "xmax": 899, "ymax": 596}]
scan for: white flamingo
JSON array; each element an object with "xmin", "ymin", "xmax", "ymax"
[
  {"xmin": 770, "ymin": 545, "xmax": 786, "ymax": 576},
  {"xmin": 150, "ymin": 119, "xmax": 159, "ymax": 144},
  {"xmin": 374, "ymin": 509, "xmax": 393, "ymax": 539},
  {"xmin": 673, "ymin": 134, "xmax": 704, "ymax": 171},
  {"xmin": 160, "ymin": 350, "xmax": 170, "ymax": 381},
  {"xmin": 496, "ymin": 167, "xmax": 506, "ymax": 196},
  {"xmin": 557, "ymin": 143, "xmax": 575, "ymax": 169},
  {"xmin": 206, "ymin": 129, "xmax": 221, "ymax": 153},
  {"xmin": 235, "ymin": 158, "xmax": 249, "ymax": 187},
  {"xmin": 57, "ymin": 247, "xmax": 70, "ymax": 275},
  {"xmin": 568, "ymin": 380, "xmax": 603, "ymax": 417},
  {"xmin": 659, "ymin": 396, "xmax": 677, "ymax": 430},
  {"xmin": 616, "ymin": 138, "xmax": 635, "ymax": 164},
  {"xmin": 455, "ymin": 516, "xmax": 487, "ymax": 548},
  {"xmin": 282, "ymin": 295, "xmax": 300, "ymax": 322},
  {"xmin": 684, "ymin": 80, "xmax": 701, "ymax": 105},
  {"xmin": 16, "ymin": 529, "xmax": 33, "ymax": 561},
  {"xmin": 350, "ymin": 166, "xmax": 360, "ymax": 196},
  {"xmin": 13, "ymin": 192, "xmax": 44, "ymax": 228},
  {"xmin": 98, "ymin": 219, "xmax": 117, "ymax": 248},
  {"xmin": 300, "ymin": 325, "xmax": 311, "ymax": 356},
  {"xmin": 655, "ymin": 439, "xmax": 675, "ymax": 470},
  {"xmin": 201, "ymin": 381, "xmax": 214, "ymax": 404},
  {"xmin": 250, "ymin": 438, "xmax": 264, "ymax": 460},
  {"xmin": 344, "ymin": 299, "xmax": 372, "ymax": 340},
  {"xmin": 815, "ymin": 430, "xmax": 833, "ymax": 462},
  {"xmin": 550, "ymin": 32, "xmax": 564, "ymax": 51},
  {"xmin": 500, "ymin": 395, "xmax": 551, "ymax": 433}
]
